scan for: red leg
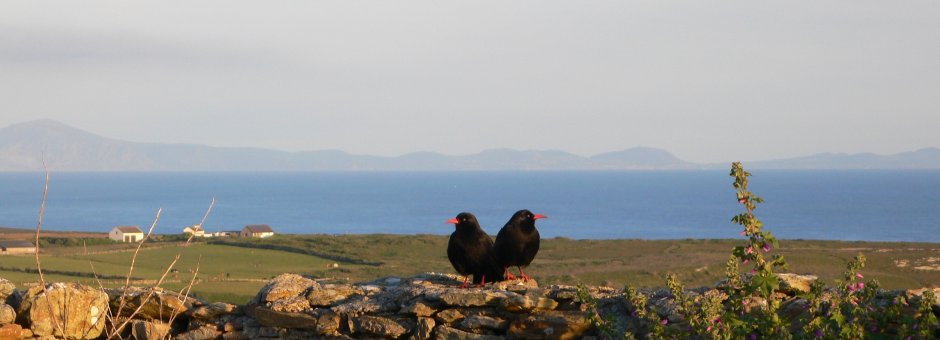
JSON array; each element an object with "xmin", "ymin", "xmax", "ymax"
[
  {"xmin": 477, "ymin": 274, "xmax": 486, "ymax": 288},
  {"xmin": 460, "ymin": 275, "xmax": 470, "ymax": 289},
  {"xmin": 504, "ymin": 267, "xmax": 517, "ymax": 280},
  {"xmin": 518, "ymin": 266, "xmax": 531, "ymax": 282}
]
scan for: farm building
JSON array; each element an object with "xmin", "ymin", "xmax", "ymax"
[
  {"xmin": 109, "ymin": 226, "xmax": 144, "ymax": 243},
  {"xmin": 183, "ymin": 224, "xmax": 205, "ymax": 237},
  {"xmin": 241, "ymin": 224, "xmax": 275, "ymax": 238},
  {"xmin": 0, "ymin": 240, "xmax": 36, "ymax": 255}
]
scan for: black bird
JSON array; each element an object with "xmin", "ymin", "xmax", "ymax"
[
  {"xmin": 446, "ymin": 212, "xmax": 501, "ymax": 288},
  {"xmin": 493, "ymin": 209, "xmax": 547, "ymax": 282}
]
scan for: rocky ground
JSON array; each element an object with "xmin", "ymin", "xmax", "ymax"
[{"xmin": 0, "ymin": 273, "xmax": 938, "ymax": 339}]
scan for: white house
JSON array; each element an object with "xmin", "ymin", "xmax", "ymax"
[
  {"xmin": 182, "ymin": 224, "xmax": 206, "ymax": 237},
  {"xmin": 241, "ymin": 224, "xmax": 275, "ymax": 238},
  {"xmin": 0, "ymin": 240, "xmax": 36, "ymax": 255},
  {"xmin": 110, "ymin": 226, "xmax": 145, "ymax": 243}
]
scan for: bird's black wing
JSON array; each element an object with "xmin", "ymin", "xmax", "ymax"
[{"xmin": 447, "ymin": 232, "xmax": 470, "ymax": 276}]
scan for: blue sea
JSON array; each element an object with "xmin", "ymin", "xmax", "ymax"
[{"xmin": 0, "ymin": 171, "xmax": 938, "ymax": 242}]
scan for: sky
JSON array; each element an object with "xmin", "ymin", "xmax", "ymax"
[{"xmin": 1, "ymin": 1, "xmax": 938, "ymax": 163}]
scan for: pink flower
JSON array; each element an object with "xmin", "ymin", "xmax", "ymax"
[
  {"xmin": 856, "ymin": 273, "xmax": 864, "ymax": 279},
  {"xmin": 743, "ymin": 259, "xmax": 749, "ymax": 265},
  {"xmin": 707, "ymin": 326, "xmax": 713, "ymax": 332},
  {"xmin": 740, "ymin": 230, "xmax": 747, "ymax": 236},
  {"xmin": 762, "ymin": 244, "xmax": 771, "ymax": 252},
  {"xmin": 660, "ymin": 319, "xmax": 668, "ymax": 325},
  {"xmin": 745, "ymin": 246, "xmax": 754, "ymax": 254},
  {"xmin": 858, "ymin": 282, "xmax": 865, "ymax": 290}
]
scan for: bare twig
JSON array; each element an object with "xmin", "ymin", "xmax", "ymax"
[
  {"xmin": 165, "ymin": 255, "xmax": 202, "ymax": 339},
  {"xmin": 186, "ymin": 197, "xmax": 215, "ymax": 244},
  {"xmin": 107, "ymin": 252, "xmax": 183, "ymax": 340},
  {"xmin": 87, "ymin": 262, "xmax": 118, "ymax": 339},
  {"xmin": 111, "ymin": 208, "xmax": 162, "ymax": 334},
  {"xmin": 107, "ymin": 198, "xmax": 215, "ymax": 339},
  {"xmin": 34, "ymin": 157, "xmax": 66, "ymax": 336},
  {"xmin": 34, "ymin": 158, "xmax": 49, "ymax": 286}
]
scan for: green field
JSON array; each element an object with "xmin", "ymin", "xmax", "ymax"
[{"xmin": 1, "ymin": 235, "xmax": 938, "ymax": 304}]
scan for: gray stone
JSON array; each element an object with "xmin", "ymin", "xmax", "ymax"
[
  {"xmin": 508, "ymin": 311, "xmax": 590, "ymax": 340},
  {"xmin": 459, "ymin": 315, "xmax": 509, "ymax": 331},
  {"xmin": 308, "ymin": 284, "xmax": 361, "ymax": 307},
  {"xmin": 108, "ymin": 287, "xmax": 195, "ymax": 321},
  {"xmin": 222, "ymin": 331, "xmax": 251, "ymax": 340},
  {"xmin": 177, "ymin": 325, "xmax": 222, "ymax": 340},
  {"xmin": 435, "ymin": 309, "xmax": 465, "ymax": 324},
  {"xmin": 433, "ymin": 325, "xmax": 506, "ymax": 340},
  {"xmin": 0, "ymin": 279, "xmax": 14, "ymax": 303},
  {"xmin": 131, "ymin": 320, "xmax": 170, "ymax": 340},
  {"xmin": 500, "ymin": 292, "xmax": 559, "ymax": 312},
  {"xmin": 257, "ymin": 273, "xmax": 319, "ymax": 304},
  {"xmin": 270, "ymin": 295, "xmax": 311, "ymax": 313},
  {"xmin": 25, "ymin": 283, "xmax": 109, "ymax": 339},
  {"xmin": 0, "ymin": 303, "xmax": 14, "ymax": 325},
  {"xmin": 777, "ymin": 273, "xmax": 818, "ymax": 295},
  {"xmin": 253, "ymin": 306, "xmax": 318, "ymax": 329},
  {"xmin": 430, "ymin": 289, "xmax": 509, "ymax": 307},
  {"xmin": 353, "ymin": 315, "xmax": 413, "ymax": 338},
  {"xmin": 317, "ymin": 309, "xmax": 341, "ymax": 335},
  {"xmin": 413, "ymin": 317, "xmax": 436, "ymax": 340},
  {"xmin": 906, "ymin": 287, "xmax": 940, "ymax": 309},
  {"xmin": 332, "ymin": 296, "xmax": 396, "ymax": 315},
  {"xmin": 401, "ymin": 300, "xmax": 437, "ymax": 317},
  {"xmin": 190, "ymin": 302, "xmax": 239, "ymax": 319}
]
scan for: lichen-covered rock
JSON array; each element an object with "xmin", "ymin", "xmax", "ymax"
[
  {"xmin": 253, "ymin": 306, "xmax": 318, "ymax": 329},
  {"xmin": 331, "ymin": 295, "xmax": 397, "ymax": 315},
  {"xmin": 352, "ymin": 315, "xmax": 414, "ymax": 338},
  {"xmin": 459, "ymin": 315, "xmax": 509, "ymax": 331},
  {"xmin": 0, "ymin": 303, "xmax": 15, "ymax": 325},
  {"xmin": 131, "ymin": 320, "xmax": 170, "ymax": 340},
  {"xmin": 507, "ymin": 311, "xmax": 590, "ymax": 340},
  {"xmin": 189, "ymin": 301, "xmax": 239, "ymax": 319},
  {"xmin": 25, "ymin": 283, "xmax": 109, "ymax": 339},
  {"xmin": 257, "ymin": 273, "xmax": 319, "ymax": 304},
  {"xmin": 176, "ymin": 324, "xmax": 222, "ymax": 340},
  {"xmin": 413, "ymin": 317, "xmax": 435, "ymax": 340},
  {"xmin": 777, "ymin": 273, "xmax": 818, "ymax": 295},
  {"xmin": 270, "ymin": 295, "xmax": 310, "ymax": 313},
  {"xmin": 433, "ymin": 325, "xmax": 506, "ymax": 340},
  {"xmin": 435, "ymin": 309, "xmax": 466, "ymax": 324},
  {"xmin": 492, "ymin": 278, "xmax": 540, "ymax": 290},
  {"xmin": 317, "ymin": 309, "xmax": 341, "ymax": 335},
  {"xmin": 401, "ymin": 300, "xmax": 437, "ymax": 316},
  {"xmin": 906, "ymin": 287, "xmax": 940, "ymax": 308},
  {"xmin": 0, "ymin": 279, "xmax": 14, "ymax": 303},
  {"xmin": 500, "ymin": 291, "xmax": 558, "ymax": 312},
  {"xmin": 308, "ymin": 284, "xmax": 361, "ymax": 307},
  {"xmin": 429, "ymin": 289, "xmax": 510, "ymax": 307},
  {"xmin": 108, "ymin": 286, "xmax": 195, "ymax": 321}
]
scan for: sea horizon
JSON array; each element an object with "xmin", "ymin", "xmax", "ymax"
[{"xmin": 1, "ymin": 170, "xmax": 938, "ymax": 243}]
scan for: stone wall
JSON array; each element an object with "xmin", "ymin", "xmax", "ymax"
[{"xmin": 0, "ymin": 274, "xmax": 938, "ymax": 339}]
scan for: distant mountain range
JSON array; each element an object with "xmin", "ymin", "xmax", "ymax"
[{"xmin": 1, "ymin": 120, "xmax": 939, "ymax": 171}]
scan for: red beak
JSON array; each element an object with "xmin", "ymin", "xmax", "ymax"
[
  {"xmin": 446, "ymin": 218, "xmax": 459, "ymax": 224},
  {"xmin": 533, "ymin": 214, "xmax": 547, "ymax": 220}
]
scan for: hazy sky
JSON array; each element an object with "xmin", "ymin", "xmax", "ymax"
[{"xmin": 1, "ymin": 1, "xmax": 938, "ymax": 163}]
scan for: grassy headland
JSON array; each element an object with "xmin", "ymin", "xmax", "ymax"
[{"xmin": 0, "ymin": 233, "xmax": 937, "ymax": 304}]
